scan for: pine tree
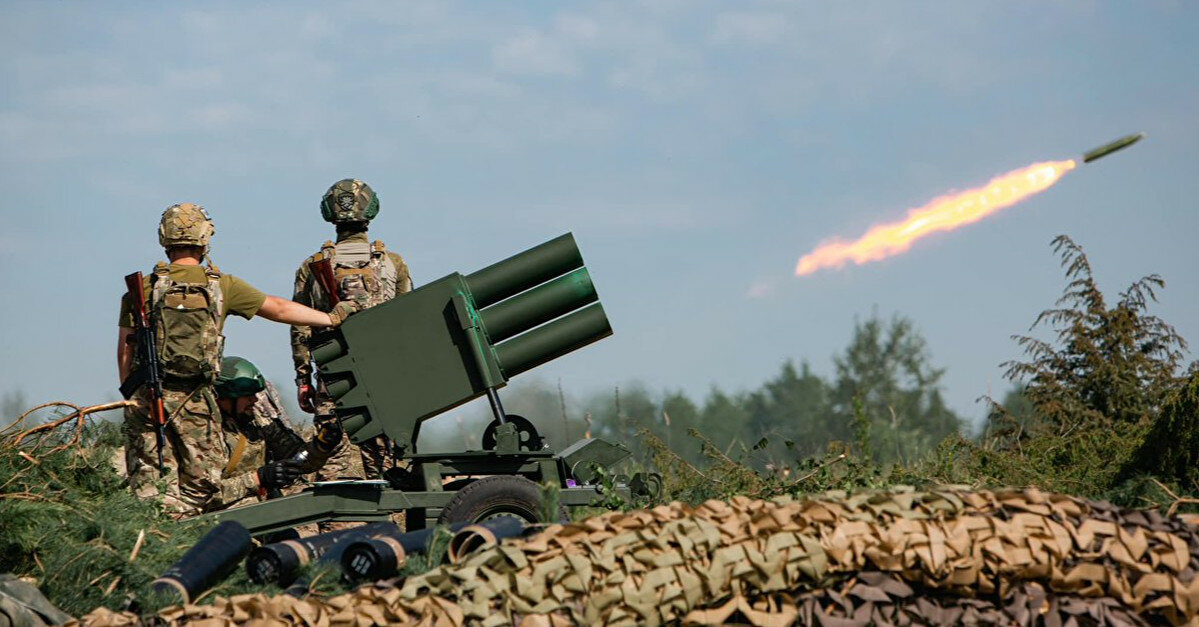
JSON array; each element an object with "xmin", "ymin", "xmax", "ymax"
[{"xmin": 999, "ymin": 235, "xmax": 1187, "ymax": 435}]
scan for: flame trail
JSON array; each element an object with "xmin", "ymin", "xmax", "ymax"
[{"xmin": 795, "ymin": 160, "xmax": 1076, "ymax": 276}]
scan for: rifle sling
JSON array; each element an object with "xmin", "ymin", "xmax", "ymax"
[{"xmin": 224, "ymin": 433, "xmax": 249, "ymax": 476}]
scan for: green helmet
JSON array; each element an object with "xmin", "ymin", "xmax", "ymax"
[
  {"xmin": 320, "ymin": 179, "xmax": 379, "ymax": 224},
  {"xmin": 215, "ymin": 356, "xmax": 266, "ymax": 399},
  {"xmin": 158, "ymin": 203, "xmax": 215, "ymax": 248}
]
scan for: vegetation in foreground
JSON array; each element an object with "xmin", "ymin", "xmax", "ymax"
[{"xmin": 1, "ymin": 234, "xmax": 1197, "ymax": 617}]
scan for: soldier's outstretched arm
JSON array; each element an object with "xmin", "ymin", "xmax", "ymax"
[
  {"xmin": 290, "ymin": 266, "xmax": 315, "ymax": 383},
  {"xmin": 290, "ymin": 267, "xmax": 317, "ymax": 412},
  {"xmin": 258, "ymin": 296, "xmax": 358, "ymax": 327}
]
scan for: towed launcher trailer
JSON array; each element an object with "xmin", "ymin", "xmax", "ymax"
[{"xmin": 214, "ymin": 233, "xmax": 659, "ymax": 536}]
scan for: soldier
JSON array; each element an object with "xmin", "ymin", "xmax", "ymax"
[
  {"xmin": 291, "ymin": 179, "xmax": 412, "ymax": 483},
  {"xmin": 211, "ymin": 356, "xmax": 309, "ymax": 508},
  {"xmin": 117, "ymin": 202, "xmax": 359, "ymax": 518}
]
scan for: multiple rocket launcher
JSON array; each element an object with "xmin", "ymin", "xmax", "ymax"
[
  {"xmin": 311, "ymin": 232, "xmax": 610, "ymax": 456},
  {"xmin": 212, "ymin": 231, "xmax": 645, "ymax": 537}
]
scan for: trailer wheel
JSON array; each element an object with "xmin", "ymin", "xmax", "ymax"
[
  {"xmin": 437, "ymin": 475, "xmax": 567, "ymax": 525},
  {"xmin": 481, "ymin": 415, "xmax": 545, "ymax": 452}
]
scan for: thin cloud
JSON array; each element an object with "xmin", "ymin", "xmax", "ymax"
[
  {"xmin": 746, "ymin": 278, "xmax": 779, "ymax": 299},
  {"xmin": 493, "ymin": 31, "xmax": 581, "ymax": 77},
  {"xmin": 711, "ymin": 11, "xmax": 790, "ymax": 47}
]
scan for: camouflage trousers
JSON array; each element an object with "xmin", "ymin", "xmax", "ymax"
[
  {"xmin": 312, "ymin": 397, "xmax": 394, "ymax": 532},
  {"xmin": 122, "ymin": 384, "xmax": 230, "ymax": 518},
  {"xmin": 312, "ymin": 398, "xmax": 392, "ymax": 481}
]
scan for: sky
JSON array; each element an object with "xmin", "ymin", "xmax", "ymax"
[{"xmin": 2, "ymin": 1, "xmax": 1197, "ymax": 432}]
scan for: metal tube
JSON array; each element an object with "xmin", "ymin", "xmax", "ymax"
[
  {"xmin": 486, "ymin": 388, "xmax": 507, "ymax": 425},
  {"xmin": 325, "ymin": 377, "xmax": 353, "ymax": 400},
  {"xmin": 465, "ymin": 233, "xmax": 583, "ymax": 308},
  {"xmin": 494, "ymin": 303, "xmax": 612, "ymax": 378},
  {"xmin": 310, "ymin": 337, "xmax": 346, "ymax": 367},
  {"xmin": 478, "ymin": 267, "xmax": 597, "ymax": 343}
]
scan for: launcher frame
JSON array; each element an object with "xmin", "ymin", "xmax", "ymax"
[{"xmin": 214, "ymin": 234, "xmax": 653, "ymax": 534}]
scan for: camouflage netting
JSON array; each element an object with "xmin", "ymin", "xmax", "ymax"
[
  {"xmin": 79, "ymin": 487, "xmax": 1199, "ymax": 626},
  {"xmin": 695, "ymin": 572, "xmax": 1151, "ymax": 626}
]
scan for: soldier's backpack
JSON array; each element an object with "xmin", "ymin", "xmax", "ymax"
[
  {"xmin": 147, "ymin": 262, "xmax": 225, "ymax": 383},
  {"xmin": 311, "ymin": 239, "xmax": 398, "ymax": 309}
]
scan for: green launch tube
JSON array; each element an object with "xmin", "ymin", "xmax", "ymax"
[
  {"xmin": 478, "ymin": 267, "xmax": 597, "ymax": 343},
  {"xmin": 465, "ymin": 233, "xmax": 584, "ymax": 308},
  {"xmin": 494, "ymin": 303, "xmax": 611, "ymax": 378}
]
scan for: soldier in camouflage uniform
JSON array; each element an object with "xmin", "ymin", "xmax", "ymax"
[
  {"xmin": 118, "ymin": 203, "xmax": 360, "ymax": 518},
  {"xmin": 292, "ymin": 179, "xmax": 412, "ymax": 483},
  {"xmin": 211, "ymin": 356, "xmax": 310, "ymax": 508}
]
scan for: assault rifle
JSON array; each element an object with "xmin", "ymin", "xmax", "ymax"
[
  {"xmin": 308, "ymin": 257, "xmax": 340, "ymax": 306},
  {"xmin": 297, "ymin": 257, "xmax": 340, "ymax": 414},
  {"xmin": 119, "ymin": 271, "xmax": 168, "ymax": 472}
]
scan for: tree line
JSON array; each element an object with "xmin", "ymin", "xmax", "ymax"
[
  {"xmin": 428, "ymin": 234, "xmax": 1197, "ymax": 503},
  {"xmin": 424, "ymin": 311, "xmax": 966, "ymax": 472}
]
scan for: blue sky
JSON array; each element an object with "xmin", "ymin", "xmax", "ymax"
[{"xmin": 2, "ymin": 1, "xmax": 1197, "ymax": 429}]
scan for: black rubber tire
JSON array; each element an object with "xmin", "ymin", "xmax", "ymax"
[{"xmin": 436, "ymin": 475, "xmax": 566, "ymax": 525}]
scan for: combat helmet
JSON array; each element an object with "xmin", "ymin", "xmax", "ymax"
[
  {"xmin": 215, "ymin": 356, "xmax": 266, "ymax": 399},
  {"xmin": 158, "ymin": 203, "xmax": 215, "ymax": 249},
  {"xmin": 320, "ymin": 179, "xmax": 379, "ymax": 224}
]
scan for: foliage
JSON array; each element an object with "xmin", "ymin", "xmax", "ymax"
[
  {"xmin": 1122, "ymin": 368, "xmax": 1199, "ymax": 491},
  {"xmin": 961, "ymin": 235, "xmax": 1192, "ymax": 509},
  {"xmin": 998, "ymin": 235, "xmax": 1186, "ymax": 435},
  {"xmin": 622, "ymin": 235, "xmax": 1196, "ymax": 516},
  {"xmin": 394, "ymin": 525, "xmax": 455, "ymax": 579},
  {"xmin": 586, "ymin": 313, "xmax": 963, "ymax": 475},
  {"xmin": 636, "ymin": 428, "xmax": 892, "ymax": 506},
  {"xmin": 830, "ymin": 314, "xmax": 963, "ymax": 465},
  {"xmin": 538, "ymin": 480, "xmax": 562, "ymax": 524},
  {"xmin": 0, "ymin": 420, "xmax": 212, "ymax": 616}
]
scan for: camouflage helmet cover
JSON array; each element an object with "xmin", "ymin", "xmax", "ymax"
[
  {"xmin": 215, "ymin": 356, "xmax": 266, "ymax": 399},
  {"xmin": 158, "ymin": 203, "xmax": 215, "ymax": 248},
  {"xmin": 320, "ymin": 179, "xmax": 379, "ymax": 224}
]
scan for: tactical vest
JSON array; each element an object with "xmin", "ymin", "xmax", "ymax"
[
  {"xmin": 309, "ymin": 240, "xmax": 398, "ymax": 309},
  {"xmin": 148, "ymin": 262, "xmax": 225, "ymax": 384}
]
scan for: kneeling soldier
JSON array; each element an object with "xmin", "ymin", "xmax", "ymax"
[{"xmin": 212, "ymin": 356, "xmax": 309, "ymax": 507}]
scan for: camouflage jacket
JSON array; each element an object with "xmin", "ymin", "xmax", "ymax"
[
  {"xmin": 290, "ymin": 231, "xmax": 412, "ymax": 383},
  {"xmin": 215, "ymin": 381, "xmax": 307, "ymax": 506}
]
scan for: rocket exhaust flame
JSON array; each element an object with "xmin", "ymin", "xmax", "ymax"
[{"xmin": 795, "ymin": 160, "xmax": 1077, "ymax": 276}]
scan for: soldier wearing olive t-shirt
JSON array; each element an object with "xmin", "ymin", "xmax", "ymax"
[{"xmin": 116, "ymin": 203, "xmax": 360, "ymax": 518}]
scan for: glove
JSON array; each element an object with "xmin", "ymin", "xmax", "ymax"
[
  {"xmin": 257, "ymin": 459, "xmax": 304, "ymax": 489},
  {"xmin": 297, "ymin": 383, "xmax": 316, "ymax": 414},
  {"xmin": 313, "ymin": 417, "xmax": 344, "ymax": 455},
  {"xmin": 327, "ymin": 299, "xmax": 362, "ymax": 327},
  {"xmin": 262, "ymin": 420, "xmax": 307, "ymax": 460}
]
